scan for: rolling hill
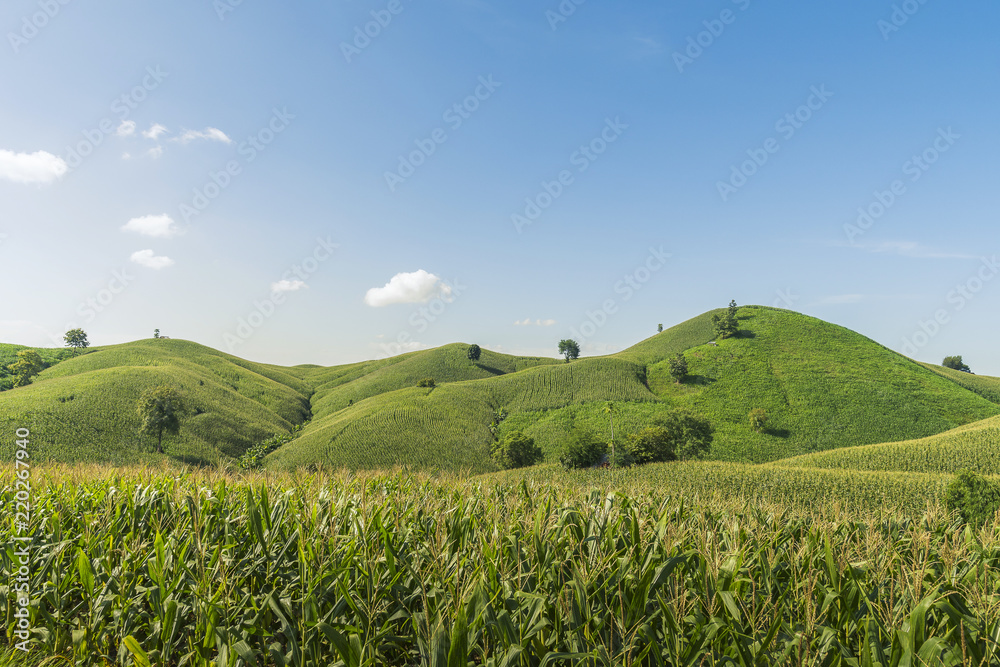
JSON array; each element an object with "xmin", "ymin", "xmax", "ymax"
[{"xmin": 2, "ymin": 306, "xmax": 998, "ymax": 472}]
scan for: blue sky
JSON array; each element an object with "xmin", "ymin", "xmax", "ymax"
[{"xmin": 1, "ymin": 0, "xmax": 998, "ymax": 373}]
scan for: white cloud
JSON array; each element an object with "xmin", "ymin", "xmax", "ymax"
[
  {"xmin": 116, "ymin": 120, "xmax": 136, "ymax": 137},
  {"xmin": 514, "ymin": 318, "xmax": 557, "ymax": 326},
  {"xmin": 364, "ymin": 270, "xmax": 452, "ymax": 307},
  {"xmin": 272, "ymin": 279, "xmax": 307, "ymax": 293},
  {"xmin": 0, "ymin": 149, "xmax": 68, "ymax": 184},
  {"xmin": 146, "ymin": 146, "xmax": 163, "ymax": 159},
  {"xmin": 122, "ymin": 214, "xmax": 180, "ymax": 239},
  {"xmin": 130, "ymin": 249, "xmax": 174, "ymax": 270},
  {"xmin": 176, "ymin": 127, "xmax": 232, "ymax": 144},
  {"xmin": 142, "ymin": 123, "xmax": 169, "ymax": 140},
  {"xmin": 861, "ymin": 240, "xmax": 975, "ymax": 260}
]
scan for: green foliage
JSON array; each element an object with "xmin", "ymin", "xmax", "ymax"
[
  {"xmin": 5, "ymin": 468, "xmax": 1000, "ymax": 665},
  {"xmin": 490, "ymin": 430, "xmax": 543, "ymax": 469},
  {"xmin": 626, "ymin": 408, "xmax": 713, "ymax": 463},
  {"xmin": 466, "ymin": 344, "xmax": 481, "ymax": 361},
  {"xmin": 712, "ymin": 309, "xmax": 739, "ymax": 339},
  {"xmin": 153, "ymin": 329, "xmax": 160, "ymax": 339},
  {"xmin": 749, "ymin": 408, "xmax": 768, "ymax": 432},
  {"xmin": 946, "ymin": 470, "xmax": 1000, "ymax": 525},
  {"xmin": 63, "ymin": 328, "xmax": 90, "ymax": 353},
  {"xmin": 558, "ymin": 338, "xmax": 580, "ymax": 363},
  {"xmin": 137, "ymin": 385, "xmax": 187, "ymax": 453},
  {"xmin": 416, "ymin": 377, "xmax": 436, "ymax": 388},
  {"xmin": 238, "ymin": 423, "xmax": 306, "ymax": 470},
  {"xmin": 943, "ymin": 355, "xmax": 972, "ymax": 373},
  {"xmin": 558, "ymin": 430, "xmax": 607, "ymax": 469},
  {"xmin": 657, "ymin": 323, "xmax": 663, "ymax": 333},
  {"xmin": 667, "ymin": 353, "xmax": 688, "ymax": 382},
  {"xmin": 7, "ymin": 349, "xmax": 44, "ymax": 387}
]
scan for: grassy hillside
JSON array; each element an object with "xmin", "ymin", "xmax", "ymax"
[
  {"xmin": 6, "ymin": 306, "xmax": 999, "ymax": 472},
  {"xmin": 0, "ymin": 339, "xmax": 312, "ymax": 464},
  {"xmin": 494, "ymin": 307, "xmax": 1000, "ymax": 462},
  {"xmin": 772, "ymin": 413, "xmax": 1000, "ymax": 476},
  {"xmin": 920, "ymin": 362, "xmax": 1000, "ymax": 404},
  {"xmin": 0, "ymin": 343, "xmax": 70, "ymax": 390}
]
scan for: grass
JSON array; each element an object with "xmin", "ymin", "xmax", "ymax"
[
  {"xmin": 5, "ymin": 307, "xmax": 1000, "ymax": 473},
  {"xmin": 2, "ymin": 464, "xmax": 998, "ymax": 665},
  {"xmin": 773, "ymin": 413, "xmax": 1000, "ymax": 476}
]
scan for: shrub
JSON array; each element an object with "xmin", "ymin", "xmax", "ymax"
[
  {"xmin": 627, "ymin": 408, "xmax": 714, "ymax": 464},
  {"xmin": 668, "ymin": 353, "xmax": 688, "ymax": 383},
  {"xmin": 946, "ymin": 470, "xmax": 1000, "ymax": 526},
  {"xmin": 467, "ymin": 345, "xmax": 481, "ymax": 361},
  {"xmin": 491, "ymin": 431, "xmax": 544, "ymax": 469},
  {"xmin": 558, "ymin": 431, "xmax": 607, "ymax": 470},
  {"xmin": 608, "ymin": 448, "xmax": 637, "ymax": 468},
  {"xmin": 749, "ymin": 408, "xmax": 768, "ymax": 432},
  {"xmin": 942, "ymin": 355, "xmax": 972, "ymax": 373},
  {"xmin": 417, "ymin": 378, "xmax": 436, "ymax": 388}
]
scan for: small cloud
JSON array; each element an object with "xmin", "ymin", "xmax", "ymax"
[
  {"xmin": 364, "ymin": 270, "xmax": 452, "ymax": 307},
  {"xmin": 122, "ymin": 214, "xmax": 180, "ymax": 239},
  {"xmin": 272, "ymin": 279, "xmax": 307, "ymax": 293},
  {"xmin": 854, "ymin": 240, "xmax": 975, "ymax": 260},
  {"xmin": 130, "ymin": 249, "xmax": 174, "ymax": 270},
  {"xmin": 176, "ymin": 127, "xmax": 232, "ymax": 144},
  {"xmin": 116, "ymin": 120, "xmax": 136, "ymax": 137},
  {"xmin": 0, "ymin": 149, "xmax": 67, "ymax": 184},
  {"xmin": 146, "ymin": 146, "xmax": 163, "ymax": 159},
  {"xmin": 514, "ymin": 318, "xmax": 556, "ymax": 326},
  {"xmin": 142, "ymin": 123, "xmax": 168, "ymax": 140}
]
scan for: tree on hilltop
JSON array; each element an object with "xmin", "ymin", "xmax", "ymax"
[
  {"xmin": 558, "ymin": 339, "xmax": 580, "ymax": 363},
  {"xmin": 943, "ymin": 355, "xmax": 972, "ymax": 373},
  {"xmin": 712, "ymin": 300, "xmax": 739, "ymax": 340},
  {"xmin": 467, "ymin": 344, "xmax": 481, "ymax": 361},
  {"xmin": 64, "ymin": 328, "xmax": 89, "ymax": 354}
]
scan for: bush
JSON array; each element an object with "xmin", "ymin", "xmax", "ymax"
[
  {"xmin": 943, "ymin": 355, "xmax": 972, "ymax": 373},
  {"xmin": 608, "ymin": 448, "xmax": 636, "ymax": 468},
  {"xmin": 668, "ymin": 353, "xmax": 688, "ymax": 383},
  {"xmin": 491, "ymin": 431, "xmax": 544, "ymax": 469},
  {"xmin": 946, "ymin": 470, "xmax": 1000, "ymax": 526},
  {"xmin": 749, "ymin": 408, "xmax": 768, "ymax": 432},
  {"xmin": 417, "ymin": 378, "xmax": 436, "ymax": 388},
  {"xmin": 558, "ymin": 431, "xmax": 607, "ymax": 470},
  {"xmin": 626, "ymin": 408, "xmax": 714, "ymax": 464},
  {"xmin": 467, "ymin": 345, "xmax": 481, "ymax": 361}
]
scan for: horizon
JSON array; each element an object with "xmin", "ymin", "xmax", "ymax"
[{"xmin": 2, "ymin": 1, "xmax": 998, "ymax": 374}]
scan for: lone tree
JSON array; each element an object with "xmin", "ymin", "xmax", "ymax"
[
  {"xmin": 712, "ymin": 300, "xmax": 739, "ymax": 339},
  {"xmin": 749, "ymin": 408, "xmax": 768, "ymax": 432},
  {"xmin": 467, "ymin": 344, "xmax": 481, "ymax": 361},
  {"xmin": 153, "ymin": 329, "xmax": 160, "ymax": 339},
  {"xmin": 558, "ymin": 339, "xmax": 580, "ymax": 363},
  {"xmin": 668, "ymin": 353, "xmax": 688, "ymax": 383},
  {"xmin": 63, "ymin": 328, "xmax": 89, "ymax": 354},
  {"xmin": 657, "ymin": 323, "xmax": 663, "ymax": 333},
  {"xmin": 137, "ymin": 385, "xmax": 186, "ymax": 454},
  {"xmin": 7, "ymin": 350, "xmax": 44, "ymax": 388},
  {"xmin": 943, "ymin": 356, "xmax": 972, "ymax": 373},
  {"xmin": 417, "ymin": 378, "xmax": 436, "ymax": 388}
]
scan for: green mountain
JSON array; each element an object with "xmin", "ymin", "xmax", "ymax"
[{"xmin": 1, "ymin": 306, "xmax": 997, "ymax": 471}]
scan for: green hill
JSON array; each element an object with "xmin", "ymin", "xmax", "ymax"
[{"xmin": 3, "ymin": 306, "xmax": 998, "ymax": 472}]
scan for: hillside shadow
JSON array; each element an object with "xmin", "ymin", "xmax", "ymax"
[
  {"xmin": 680, "ymin": 375, "xmax": 715, "ymax": 387},
  {"xmin": 765, "ymin": 428, "xmax": 791, "ymax": 438},
  {"xmin": 172, "ymin": 453, "xmax": 216, "ymax": 467},
  {"xmin": 735, "ymin": 330, "xmax": 756, "ymax": 339},
  {"xmin": 474, "ymin": 363, "xmax": 506, "ymax": 376}
]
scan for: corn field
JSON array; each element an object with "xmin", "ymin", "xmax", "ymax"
[{"xmin": 2, "ymin": 466, "xmax": 1000, "ymax": 665}]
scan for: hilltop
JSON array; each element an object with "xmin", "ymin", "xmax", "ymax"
[{"xmin": 2, "ymin": 306, "xmax": 998, "ymax": 471}]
